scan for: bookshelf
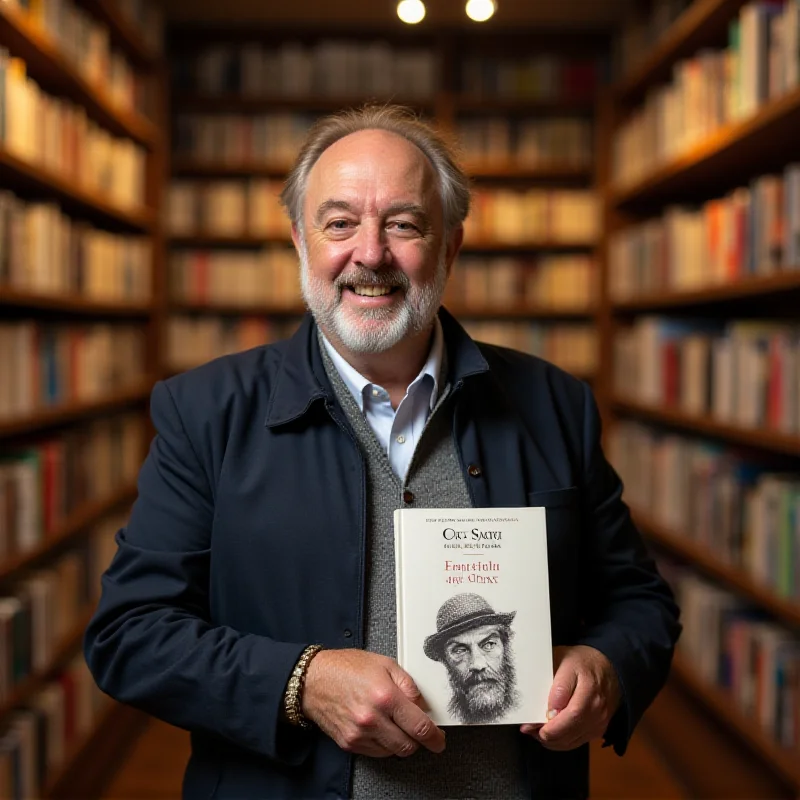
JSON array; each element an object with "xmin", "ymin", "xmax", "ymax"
[
  {"xmin": 165, "ymin": 27, "xmax": 606, "ymax": 379},
  {"xmin": 0, "ymin": 0, "xmax": 163, "ymax": 796},
  {"xmin": 605, "ymin": 0, "xmax": 800, "ymax": 795}
]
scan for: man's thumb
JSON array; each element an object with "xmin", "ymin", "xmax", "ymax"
[{"xmin": 548, "ymin": 657, "xmax": 578, "ymax": 715}]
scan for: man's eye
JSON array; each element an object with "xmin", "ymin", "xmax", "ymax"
[
  {"xmin": 482, "ymin": 641, "xmax": 497, "ymax": 651},
  {"xmin": 328, "ymin": 220, "xmax": 352, "ymax": 230},
  {"xmin": 389, "ymin": 220, "xmax": 418, "ymax": 233}
]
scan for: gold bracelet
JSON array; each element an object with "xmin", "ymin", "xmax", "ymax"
[{"xmin": 284, "ymin": 644, "xmax": 324, "ymax": 729}]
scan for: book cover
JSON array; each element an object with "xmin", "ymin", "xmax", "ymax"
[{"xmin": 394, "ymin": 506, "xmax": 552, "ymax": 726}]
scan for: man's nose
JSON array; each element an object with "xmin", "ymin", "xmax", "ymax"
[
  {"xmin": 469, "ymin": 647, "xmax": 489, "ymax": 671},
  {"xmin": 352, "ymin": 219, "xmax": 388, "ymax": 269}
]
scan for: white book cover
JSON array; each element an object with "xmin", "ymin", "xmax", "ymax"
[{"xmin": 394, "ymin": 506, "xmax": 552, "ymax": 726}]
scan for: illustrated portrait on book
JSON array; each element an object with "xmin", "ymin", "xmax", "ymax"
[{"xmin": 424, "ymin": 593, "xmax": 520, "ymax": 724}]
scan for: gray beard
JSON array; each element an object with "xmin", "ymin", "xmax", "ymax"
[{"xmin": 446, "ymin": 648, "xmax": 520, "ymax": 724}]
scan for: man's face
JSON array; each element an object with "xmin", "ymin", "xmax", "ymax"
[
  {"xmin": 443, "ymin": 624, "xmax": 516, "ymax": 723},
  {"xmin": 444, "ymin": 624, "xmax": 505, "ymax": 681},
  {"xmin": 294, "ymin": 129, "xmax": 460, "ymax": 354}
]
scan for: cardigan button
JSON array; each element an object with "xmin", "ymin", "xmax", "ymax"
[
  {"xmin": 343, "ymin": 629, "xmax": 352, "ymax": 638},
  {"xmin": 403, "ymin": 490, "xmax": 414, "ymax": 504},
  {"xmin": 468, "ymin": 464, "xmax": 482, "ymax": 478}
]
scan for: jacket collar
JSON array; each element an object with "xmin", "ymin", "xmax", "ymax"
[{"xmin": 264, "ymin": 307, "xmax": 489, "ymax": 428}]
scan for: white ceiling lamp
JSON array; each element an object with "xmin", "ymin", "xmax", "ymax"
[
  {"xmin": 465, "ymin": 0, "xmax": 497, "ymax": 22},
  {"xmin": 397, "ymin": 0, "xmax": 426, "ymax": 24}
]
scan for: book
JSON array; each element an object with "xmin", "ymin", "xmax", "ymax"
[{"xmin": 393, "ymin": 506, "xmax": 552, "ymax": 726}]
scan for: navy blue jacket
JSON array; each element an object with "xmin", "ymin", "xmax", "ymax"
[{"xmin": 84, "ymin": 309, "xmax": 680, "ymax": 799}]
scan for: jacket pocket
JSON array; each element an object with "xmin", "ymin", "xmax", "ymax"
[{"xmin": 528, "ymin": 486, "xmax": 581, "ymax": 644}]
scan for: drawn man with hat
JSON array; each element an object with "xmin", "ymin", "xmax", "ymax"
[{"xmin": 425, "ymin": 593, "xmax": 520, "ymax": 724}]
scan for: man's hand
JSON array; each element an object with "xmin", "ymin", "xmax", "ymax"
[
  {"xmin": 520, "ymin": 645, "xmax": 621, "ymax": 751},
  {"xmin": 301, "ymin": 649, "xmax": 446, "ymax": 758}
]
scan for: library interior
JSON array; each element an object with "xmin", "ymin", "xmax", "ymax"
[{"xmin": 1, "ymin": 0, "xmax": 800, "ymax": 797}]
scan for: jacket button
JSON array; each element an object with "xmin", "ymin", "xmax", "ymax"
[
  {"xmin": 468, "ymin": 464, "xmax": 482, "ymax": 478},
  {"xmin": 343, "ymin": 629, "xmax": 352, "ymax": 638},
  {"xmin": 403, "ymin": 490, "xmax": 414, "ymax": 504}
]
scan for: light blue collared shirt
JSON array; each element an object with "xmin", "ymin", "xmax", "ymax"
[{"xmin": 320, "ymin": 320, "xmax": 444, "ymax": 482}]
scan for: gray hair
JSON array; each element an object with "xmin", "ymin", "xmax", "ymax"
[{"xmin": 280, "ymin": 104, "xmax": 471, "ymax": 233}]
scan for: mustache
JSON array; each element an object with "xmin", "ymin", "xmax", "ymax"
[
  {"xmin": 464, "ymin": 669, "xmax": 502, "ymax": 688},
  {"xmin": 334, "ymin": 269, "xmax": 411, "ymax": 292}
]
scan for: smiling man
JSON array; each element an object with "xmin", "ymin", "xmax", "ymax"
[{"xmin": 84, "ymin": 105, "xmax": 681, "ymax": 800}]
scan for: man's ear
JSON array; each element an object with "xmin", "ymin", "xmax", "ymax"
[
  {"xmin": 444, "ymin": 226, "xmax": 464, "ymax": 279},
  {"xmin": 290, "ymin": 222, "xmax": 302, "ymax": 254}
]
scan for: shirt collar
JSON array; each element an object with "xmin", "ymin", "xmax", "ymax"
[{"xmin": 319, "ymin": 317, "xmax": 444, "ymax": 413}]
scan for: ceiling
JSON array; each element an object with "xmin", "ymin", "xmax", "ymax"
[{"xmin": 162, "ymin": 0, "xmax": 634, "ymax": 30}]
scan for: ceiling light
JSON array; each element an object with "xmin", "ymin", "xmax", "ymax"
[
  {"xmin": 465, "ymin": 0, "xmax": 497, "ymax": 22},
  {"xmin": 397, "ymin": 0, "xmax": 426, "ymax": 24}
]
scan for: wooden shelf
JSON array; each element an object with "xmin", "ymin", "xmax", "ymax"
[
  {"xmin": 465, "ymin": 163, "xmax": 593, "ymax": 181},
  {"xmin": 0, "ymin": 148, "xmax": 155, "ymax": 232},
  {"xmin": 0, "ymin": 605, "xmax": 97, "ymax": 720},
  {"xmin": 454, "ymin": 96, "xmax": 595, "ymax": 114},
  {"xmin": 612, "ymin": 271, "xmax": 800, "ymax": 312},
  {"xmin": 611, "ymin": 397, "xmax": 800, "ymax": 457},
  {"xmin": 0, "ymin": 5, "xmax": 158, "ymax": 147},
  {"xmin": 0, "ymin": 380, "xmax": 154, "ymax": 440},
  {"xmin": 615, "ymin": 0, "xmax": 750, "ymax": 104},
  {"xmin": 174, "ymin": 94, "xmax": 436, "ymax": 113},
  {"xmin": 78, "ymin": 0, "xmax": 159, "ymax": 68},
  {"xmin": 171, "ymin": 160, "xmax": 291, "ymax": 178},
  {"xmin": 611, "ymin": 86, "xmax": 800, "ymax": 210},
  {"xmin": 44, "ymin": 701, "xmax": 144, "ymax": 799},
  {"xmin": 0, "ymin": 289, "xmax": 154, "ymax": 316},
  {"xmin": 448, "ymin": 304, "xmax": 595, "ymax": 320},
  {"xmin": 670, "ymin": 655, "xmax": 800, "ymax": 790},
  {"xmin": 0, "ymin": 483, "xmax": 138, "ymax": 584},
  {"xmin": 170, "ymin": 301, "xmax": 304, "ymax": 315},
  {"xmin": 169, "ymin": 234, "xmax": 292, "ymax": 248},
  {"xmin": 632, "ymin": 509, "xmax": 800, "ymax": 628},
  {"xmin": 461, "ymin": 239, "xmax": 596, "ymax": 253}
]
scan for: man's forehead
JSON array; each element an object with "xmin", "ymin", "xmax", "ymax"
[
  {"xmin": 308, "ymin": 130, "xmax": 435, "ymax": 192},
  {"xmin": 447, "ymin": 624, "xmax": 502, "ymax": 645}
]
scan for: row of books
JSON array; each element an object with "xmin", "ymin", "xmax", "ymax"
[
  {"xmin": 0, "ymin": 192, "xmax": 151, "ymax": 300},
  {"xmin": 670, "ymin": 568, "xmax": 800, "ymax": 750},
  {"xmin": 0, "ymin": 52, "xmax": 147, "ymax": 210},
  {"xmin": 3, "ymin": 0, "xmax": 154, "ymax": 118},
  {"xmin": 614, "ymin": 317, "xmax": 800, "ymax": 434},
  {"xmin": 457, "ymin": 117, "xmax": 593, "ymax": 168},
  {"xmin": 0, "ymin": 551, "xmax": 92, "ymax": 700},
  {"xmin": 610, "ymin": 421, "xmax": 800, "ymax": 598},
  {"xmin": 0, "ymin": 656, "xmax": 113, "ymax": 798},
  {"xmin": 167, "ymin": 316, "xmax": 302, "ymax": 371},
  {"xmin": 464, "ymin": 189, "xmax": 598, "ymax": 244},
  {"xmin": 462, "ymin": 321, "xmax": 597, "ymax": 376},
  {"xmin": 168, "ymin": 180, "xmax": 289, "ymax": 238},
  {"xmin": 173, "ymin": 112, "xmax": 314, "ymax": 168},
  {"xmin": 171, "ymin": 42, "xmax": 438, "ymax": 100},
  {"xmin": 0, "ymin": 412, "xmax": 143, "ymax": 556},
  {"xmin": 170, "ymin": 248, "xmax": 301, "ymax": 308},
  {"xmin": 613, "ymin": 0, "xmax": 800, "ymax": 188},
  {"xmin": 613, "ymin": 0, "xmax": 692, "ymax": 82},
  {"xmin": 610, "ymin": 164, "xmax": 800, "ymax": 299},
  {"xmin": 444, "ymin": 255, "xmax": 596, "ymax": 311},
  {"xmin": 459, "ymin": 55, "xmax": 600, "ymax": 101},
  {"xmin": 0, "ymin": 513, "xmax": 123, "ymax": 798},
  {"xmin": 0, "ymin": 322, "xmax": 147, "ymax": 420}
]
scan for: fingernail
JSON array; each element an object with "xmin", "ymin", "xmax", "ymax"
[
  {"xmin": 546, "ymin": 708, "xmax": 558, "ymax": 720},
  {"xmin": 520, "ymin": 725, "xmax": 532, "ymax": 735},
  {"xmin": 539, "ymin": 730, "xmax": 548, "ymax": 741}
]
